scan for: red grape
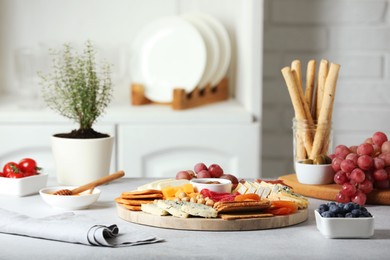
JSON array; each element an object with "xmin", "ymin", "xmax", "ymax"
[
  {"xmin": 220, "ymin": 174, "xmax": 239, "ymax": 189},
  {"xmin": 357, "ymin": 143, "xmax": 374, "ymax": 156},
  {"xmin": 186, "ymin": 170, "xmax": 196, "ymax": 179},
  {"xmin": 357, "ymin": 155, "xmax": 374, "ymax": 170},
  {"xmin": 194, "ymin": 163, "xmax": 208, "ymax": 173},
  {"xmin": 331, "ymin": 157, "xmax": 343, "ymax": 172},
  {"xmin": 345, "ymin": 153, "xmax": 358, "ymax": 165},
  {"xmin": 373, "ymin": 157, "xmax": 385, "ymax": 170},
  {"xmin": 334, "ymin": 145, "xmax": 350, "ymax": 159},
  {"xmin": 374, "ymin": 179, "xmax": 389, "ymax": 189},
  {"xmin": 372, "ymin": 131, "xmax": 388, "ymax": 147},
  {"xmin": 364, "ymin": 138, "xmax": 373, "ymax": 144},
  {"xmin": 208, "ymin": 164, "xmax": 224, "ymax": 178},
  {"xmin": 381, "ymin": 141, "xmax": 390, "ymax": 154},
  {"xmin": 378, "ymin": 153, "xmax": 390, "ymax": 166},
  {"xmin": 373, "ymin": 169, "xmax": 388, "ymax": 182},
  {"xmin": 340, "ymin": 159, "xmax": 356, "ymax": 173},
  {"xmin": 385, "ymin": 166, "xmax": 390, "ymax": 176},
  {"xmin": 328, "ymin": 153, "xmax": 336, "ymax": 160},
  {"xmin": 334, "ymin": 171, "xmax": 348, "ymax": 185},
  {"xmin": 359, "ymin": 179, "xmax": 374, "ymax": 194},
  {"xmin": 372, "ymin": 144, "xmax": 381, "ymax": 157},
  {"xmin": 176, "ymin": 171, "xmax": 192, "ymax": 180},
  {"xmin": 336, "ymin": 191, "xmax": 350, "ymax": 203},
  {"xmin": 365, "ymin": 171, "xmax": 374, "ymax": 182},
  {"xmin": 350, "ymin": 168, "xmax": 365, "ymax": 183},
  {"xmin": 197, "ymin": 170, "xmax": 211, "ymax": 178},
  {"xmin": 351, "ymin": 190, "xmax": 367, "ymax": 205},
  {"xmin": 341, "ymin": 182, "xmax": 356, "ymax": 197},
  {"xmin": 349, "ymin": 146, "xmax": 358, "ymax": 153}
]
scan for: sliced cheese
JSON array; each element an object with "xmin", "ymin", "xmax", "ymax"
[
  {"xmin": 156, "ymin": 200, "xmax": 189, "ymax": 218},
  {"xmin": 157, "ymin": 179, "xmax": 190, "ymax": 190},
  {"xmin": 235, "ymin": 183, "xmax": 248, "ymax": 194},
  {"xmin": 137, "ymin": 179, "xmax": 175, "ymax": 191},
  {"xmin": 180, "ymin": 202, "xmax": 217, "ymax": 218},
  {"xmin": 137, "ymin": 179, "xmax": 190, "ymax": 191},
  {"xmin": 141, "ymin": 203, "xmax": 169, "ymax": 216}
]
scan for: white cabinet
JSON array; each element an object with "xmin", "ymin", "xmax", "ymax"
[{"xmin": 118, "ymin": 123, "xmax": 259, "ymax": 178}]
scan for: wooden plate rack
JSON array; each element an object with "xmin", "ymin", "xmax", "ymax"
[{"xmin": 131, "ymin": 77, "xmax": 229, "ymax": 110}]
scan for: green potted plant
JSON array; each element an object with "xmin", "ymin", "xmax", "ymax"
[{"xmin": 40, "ymin": 40, "xmax": 114, "ymax": 185}]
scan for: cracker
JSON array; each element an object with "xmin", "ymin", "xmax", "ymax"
[
  {"xmin": 220, "ymin": 213, "xmax": 274, "ymax": 220},
  {"xmin": 115, "ymin": 197, "xmax": 155, "ymax": 206},
  {"xmin": 120, "ymin": 193, "xmax": 163, "ymax": 200},
  {"xmin": 121, "ymin": 204, "xmax": 142, "ymax": 211},
  {"xmin": 214, "ymin": 200, "xmax": 271, "ymax": 213},
  {"xmin": 121, "ymin": 189, "xmax": 162, "ymax": 196}
]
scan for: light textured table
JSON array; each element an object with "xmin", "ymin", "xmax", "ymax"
[{"xmin": 1, "ymin": 178, "xmax": 389, "ymax": 260}]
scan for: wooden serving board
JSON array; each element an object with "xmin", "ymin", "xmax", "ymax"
[
  {"xmin": 278, "ymin": 174, "xmax": 390, "ymax": 205},
  {"xmin": 117, "ymin": 204, "xmax": 308, "ymax": 231}
]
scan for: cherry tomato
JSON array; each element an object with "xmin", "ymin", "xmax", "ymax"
[
  {"xmin": 0, "ymin": 172, "xmax": 4, "ymax": 177},
  {"xmin": 3, "ymin": 162, "xmax": 21, "ymax": 177},
  {"xmin": 8, "ymin": 172, "xmax": 24, "ymax": 178},
  {"xmin": 18, "ymin": 158, "xmax": 39, "ymax": 176}
]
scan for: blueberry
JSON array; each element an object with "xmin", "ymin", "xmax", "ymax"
[
  {"xmin": 351, "ymin": 209, "xmax": 362, "ymax": 217},
  {"xmin": 318, "ymin": 204, "xmax": 329, "ymax": 214},
  {"xmin": 345, "ymin": 212, "xmax": 353, "ymax": 218},
  {"xmin": 329, "ymin": 204, "xmax": 341, "ymax": 214},
  {"xmin": 321, "ymin": 211, "xmax": 334, "ymax": 218},
  {"xmin": 362, "ymin": 211, "xmax": 372, "ymax": 218},
  {"xmin": 343, "ymin": 202, "xmax": 355, "ymax": 212},
  {"xmin": 360, "ymin": 206, "xmax": 368, "ymax": 212}
]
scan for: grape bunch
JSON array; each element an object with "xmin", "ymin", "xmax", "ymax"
[
  {"xmin": 176, "ymin": 162, "xmax": 239, "ymax": 189},
  {"xmin": 331, "ymin": 131, "xmax": 390, "ymax": 205}
]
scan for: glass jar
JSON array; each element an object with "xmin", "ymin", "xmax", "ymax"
[{"xmin": 292, "ymin": 118, "xmax": 333, "ymax": 164}]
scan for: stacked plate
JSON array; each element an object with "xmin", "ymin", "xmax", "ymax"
[{"xmin": 130, "ymin": 13, "xmax": 231, "ymax": 103}]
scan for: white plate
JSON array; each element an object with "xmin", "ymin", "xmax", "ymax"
[
  {"xmin": 182, "ymin": 14, "xmax": 220, "ymax": 89},
  {"xmin": 189, "ymin": 13, "xmax": 231, "ymax": 87},
  {"xmin": 130, "ymin": 16, "xmax": 207, "ymax": 103}
]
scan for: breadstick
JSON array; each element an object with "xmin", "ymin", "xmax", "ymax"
[
  {"xmin": 310, "ymin": 63, "xmax": 340, "ymax": 159},
  {"xmin": 291, "ymin": 60, "xmax": 303, "ymax": 90},
  {"xmin": 315, "ymin": 59, "xmax": 329, "ymax": 120},
  {"xmin": 292, "ymin": 61, "xmax": 314, "ymax": 125},
  {"xmin": 305, "ymin": 60, "xmax": 316, "ymax": 116},
  {"xmin": 281, "ymin": 67, "xmax": 313, "ymax": 156}
]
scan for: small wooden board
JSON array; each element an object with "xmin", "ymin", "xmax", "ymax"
[
  {"xmin": 117, "ymin": 204, "xmax": 308, "ymax": 231},
  {"xmin": 278, "ymin": 174, "xmax": 390, "ymax": 205}
]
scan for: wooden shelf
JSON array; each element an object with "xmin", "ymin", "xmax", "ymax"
[{"xmin": 131, "ymin": 78, "xmax": 229, "ymax": 110}]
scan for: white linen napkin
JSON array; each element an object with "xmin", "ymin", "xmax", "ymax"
[{"xmin": 0, "ymin": 208, "xmax": 164, "ymax": 247}]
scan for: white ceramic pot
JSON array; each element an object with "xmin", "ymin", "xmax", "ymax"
[{"xmin": 51, "ymin": 135, "xmax": 114, "ymax": 185}]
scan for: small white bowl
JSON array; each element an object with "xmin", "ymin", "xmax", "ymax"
[
  {"xmin": 315, "ymin": 210, "xmax": 374, "ymax": 238},
  {"xmin": 0, "ymin": 173, "xmax": 48, "ymax": 197},
  {"xmin": 295, "ymin": 162, "xmax": 334, "ymax": 185},
  {"xmin": 190, "ymin": 178, "xmax": 232, "ymax": 193},
  {"xmin": 39, "ymin": 186, "xmax": 101, "ymax": 210}
]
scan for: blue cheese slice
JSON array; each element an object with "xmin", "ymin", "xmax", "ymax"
[
  {"xmin": 141, "ymin": 203, "xmax": 169, "ymax": 216},
  {"xmin": 180, "ymin": 202, "xmax": 218, "ymax": 218},
  {"xmin": 156, "ymin": 200, "xmax": 189, "ymax": 218}
]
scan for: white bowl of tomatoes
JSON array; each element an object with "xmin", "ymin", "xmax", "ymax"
[{"xmin": 0, "ymin": 158, "xmax": 48, "ymax": 196}]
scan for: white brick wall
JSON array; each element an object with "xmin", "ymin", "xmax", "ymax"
[{"xmin": 262, "ymin": 0, "xmax": 390, "ymax": 178}]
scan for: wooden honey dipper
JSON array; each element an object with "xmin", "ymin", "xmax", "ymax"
[{"xmin": 52, "ymin": 171, "xmax": 125, "ymax": 195}]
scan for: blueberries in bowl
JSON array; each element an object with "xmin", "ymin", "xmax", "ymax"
[{"xmin": 317, "ymin": 202, "xmax": 372, "ymax": 218}]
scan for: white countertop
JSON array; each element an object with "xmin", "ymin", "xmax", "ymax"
[{"xmin": 1, "ymin": 178, "xmax": 389, "ymax": 259}]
